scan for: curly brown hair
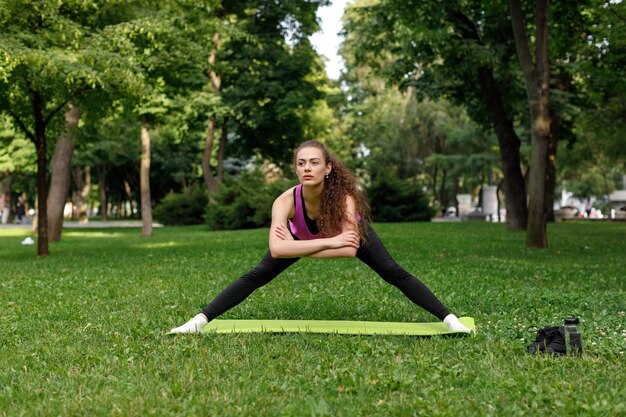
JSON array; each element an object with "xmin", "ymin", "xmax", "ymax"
[{"xmin": 294, "ymin": 141, "xmax": 371, "ymax": 239}]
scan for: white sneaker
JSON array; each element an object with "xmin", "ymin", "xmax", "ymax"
[
  {"xmin": 169, "ymin": 314, "xmax": 208, "ymax": 334},
  {"xmin": 444, "ymin": 314, "xmax": 473, "ymax": 333}
]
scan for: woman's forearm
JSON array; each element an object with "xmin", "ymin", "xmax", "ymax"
[
  {"xmin": 307, "ymin": 246, "xmax": 357, "ymax": 259},
  {"xmin": 269, "ymin": 238, "xmax": 333, "ymax": 258}
]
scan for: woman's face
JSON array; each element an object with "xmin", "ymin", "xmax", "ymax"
[{"xmin": 295, "ymin": 146, "xmax": 331, "ymax": 186}]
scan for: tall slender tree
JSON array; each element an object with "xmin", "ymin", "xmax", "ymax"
[
  {"xmin": 509, "ymin": 0, "xmax": 551, "ymax": 247},
  {"xmin": 0, "ymin": 0, "xmax": 143, "ymax": 254},
  {"xmin": 342, "ymin": 0, "xmax": 615, "ymax": 244},
  {"xmin": 343, "ymin": 0, "xmax": 529, "ymax": 230},
  {"xmin": 47, "ymin": 104, "xmax": 80, "ymax": 241}
]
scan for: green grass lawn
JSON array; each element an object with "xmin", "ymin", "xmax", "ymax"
[{"xmin": 1, "ymin": 222, "xmax": 625, "ymax": 416}]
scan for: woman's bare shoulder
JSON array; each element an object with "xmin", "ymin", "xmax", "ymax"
[
  {"xmin": 271, "ymin": 186, "xmax": 297, "ymax": 221},
  {"xmin": 273, "ymin": 186, "xmax": 297, "ymax": 208}
]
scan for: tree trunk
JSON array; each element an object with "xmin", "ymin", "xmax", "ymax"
[
  {"xmin": 98, "ymin": 164, "xmax": 108, "ymax": 221},
  {"xmin": 527, "ymin": 0, "xmax": 551, "ymax": 248},
  {"xmin": 202, "ymin": 119, "xmax": 228, "ymax": 196},
  {"xmin": 140, "ymin": 115, "xmax": 152, "ymax": 237},
  {"xmin": 203, "ymin": 118, "xmax": 219, "ymax": 194},
  {"xmin": 32, "ymin": 92, "xmax": 49, "ymax": 256},
  {"xmin": 32, "ymin": 194, "xmax": 38, "ymax": 233},
  {"xmin": 453, "ymin": 181, "xmax": 460, "ymax": 217},
  {"xmin": 432, "ymin": 162, "xmax": 438, "ymax": 201},
  {"xmin": 9, "ymin": 89, "xmax": 67, "ymax": 255},
  {"xmin": 476, "ymin": 67, "xmax": 528, "ymax": 230},
  {"xmin": 0, "ymin": 174, "xmax": 12, "ymax": 224},
  {"xmin": 217, "ymin": 118, "xmax": 228, "ymax": 183},
  {"xmin": 448, "ymin": 10, "xmax": 528, "ymax": 230},
  {"xmin": 545, "ymin": 114, "xmax": 561, "ymax": 222},
  {"xmin": 496, "ymin": 178, "xmax": 504, "ymax": 222},
  {"xmin": 510, "ymin": 0, "xmax": 551, "ymax": 248},
  {"xmin": 439, "ymin": 168, "xmax": 448, "ymax": 210},
  {"xmin": 72, "ymin": 168, "xmax": 82, "ymax": 219},
  {"xmin": 73, "ymin": 166, "xmax": 91, "ymax": 222},
  {"xmin": 123, "ymin": 180, "xmax": 134, "ymax": 217},
  {"xmin": 202, "ymin": 32, "xmax": 223, "ymax": 197},
  {"xmin": 47, "ymin": 104, "xmax": 80, "ymax": 241}
]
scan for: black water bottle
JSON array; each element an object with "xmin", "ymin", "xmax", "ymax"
[{"xmin": 564, "ymin": 317, "xmax": 583, "ymax": 356}]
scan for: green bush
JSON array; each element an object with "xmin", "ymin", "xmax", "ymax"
[
  {"xmin": 205, "ymin": 173, "xmax": 296, "ymax": 230},
  {"xmin": 153, "ymin": 185, "xmax": 208, "ymax": 225},
  {"xmin": 366, "ymin": 172, "xmax": 432, "ymax": 222}
]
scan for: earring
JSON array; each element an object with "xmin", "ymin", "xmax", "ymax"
[{"xmin": 325, "ymin": 174, "xmax": 329, "ymax": 179}]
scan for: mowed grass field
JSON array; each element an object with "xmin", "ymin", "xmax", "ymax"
[{"xmin": 1, "ymin": 222, "xmax": 624, "ymax": 416}]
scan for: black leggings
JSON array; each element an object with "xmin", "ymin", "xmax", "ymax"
[{"xmin": 201, "ymin": 224, "xmax": 450, "ymax": 321}]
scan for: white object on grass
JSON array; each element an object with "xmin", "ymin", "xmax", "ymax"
[
  {"xmin": 169, "ymin": 314, "xmax": 209, "ymax": 334},
  {"xmin": 444, "ymin": 314, "xmax": 473, "ymax": 333}
]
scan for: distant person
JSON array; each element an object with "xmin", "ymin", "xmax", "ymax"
[
  {"xmin": 16, "ymin": 195, "xmax": 26, "ymax": 224},
  {"xmin": 171, "ymin": 140, "xmax": 472, "ymax": 334},
  {"xmin": 0, "ymin": 193, "xmax": 9, "ymax": 224}
]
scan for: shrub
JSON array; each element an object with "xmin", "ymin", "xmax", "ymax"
[
  {"xmin": 153, "ymin": 185, "xmax": 208, "ymax": 225},
  {"xmin": 205, "ymin": 173, "xmax": 296, "ymax": 230},
  {"xmin": 366, "ymin": 173, "xmax": 432, "ymax": 222}
]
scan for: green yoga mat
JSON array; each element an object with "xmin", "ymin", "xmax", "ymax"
[{"xmin": 204, "ymin": 317, "xmax": 475, "ymax": 336}]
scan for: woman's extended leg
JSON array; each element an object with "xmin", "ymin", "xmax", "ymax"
[
  {"xmin": 356, "ymin": 224, "xmax": 470, "ymax": 331},
  {"xmin": 201, "ymin": 252, "xmax": 300, "ymax": 320},
  {"xmin": 170, "ymin": 251, "xmax": 299, "ymax": 333}
]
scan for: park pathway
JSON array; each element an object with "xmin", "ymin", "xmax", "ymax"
[{"xmin": 0, "ymin": 220, "xmax": 163, "ymax": 229}]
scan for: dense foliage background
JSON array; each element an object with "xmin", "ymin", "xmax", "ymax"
[{"xmin": 1, "ymin": 0, "xmax": 624, "ymax": 248}]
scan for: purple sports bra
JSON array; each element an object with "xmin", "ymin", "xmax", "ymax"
[
  {"xmin": 288, "ymin": 184, "xmax": 323, "ymax": 240},
  {"xmin": 287, "ymin": 184, "xmax": 362, "ymax": 241}
]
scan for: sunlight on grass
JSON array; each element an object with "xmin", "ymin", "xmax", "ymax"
[
  {"xmin": 62, "ymin": 231, "xmax": 130, "ymax": 239},
  {"xmin": 136, "ymin": 241, "xmax": 182, "ymax": 249},
  {"xmin": 0, "ymin": 228, "xmax": 31, "ymax": 238}
]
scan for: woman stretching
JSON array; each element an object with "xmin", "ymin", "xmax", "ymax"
[{"xmin": 171, "ymin": 140, "xmax": 471, "ymax": 334}]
